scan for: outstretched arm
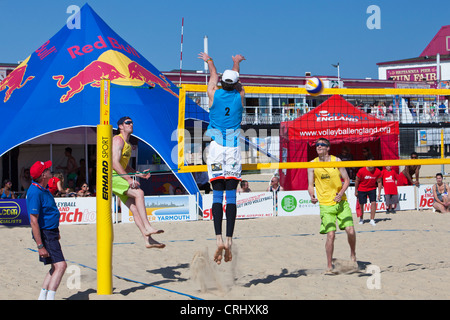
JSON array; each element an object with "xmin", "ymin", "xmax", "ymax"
[
  {"xmin": 198, "ymin": 52, "xmax": 218, "ymax": 105},
  {"xmin": 231, "ymin": 54, "xmax": 246, "ymax": 73},
  {"xmin": 232, "ymin": 54, "xmax": 246, "ymax": 102}
]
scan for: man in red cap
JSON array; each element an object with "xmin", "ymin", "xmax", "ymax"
[{"xmin": 27, "ymin": 160, "xmax": 67, "ymax": 300}]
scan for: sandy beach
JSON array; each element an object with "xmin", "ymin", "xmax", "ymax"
[
  {"xmin": 1, "ymin": 207, "xmax": 449, "ymax": 300},
  {"xmin": 1, "ymin": 165, "xmax": 449, "ymax": 301}
]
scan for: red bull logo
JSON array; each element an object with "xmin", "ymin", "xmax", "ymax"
[
  {"xmin": 53, "ymin": 49, "xmax": 178, "ymax": 102},
  {"xmin": 53, "ymin": 60, "xmax": 126, "ymax": 103},
  {"xmin": 128, "ymin": 61, "xmax": 178, "ymax": 98},
  {"xmin": 0, "ymin": 56, "xmax": 34, "ymax": 103}
]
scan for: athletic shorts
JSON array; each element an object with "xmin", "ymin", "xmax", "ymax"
[
  {"xmin": 112, "ymin": 175, "xmax": 130, "ymax": 204},
  {"xmin": 35, "ymin": 228, "xmax": 65, "ymax": 265},
  {"xmin": 385, "ymin": 194, "xmax": 399, "ymax": 205},
  {"xmin": 397, "ymin": 172, "xmax": 411, "ymax": 186},
  {"xmin": 319, "ymin": 201, "xmax": 354, "ymax": 234},
  {"xmin": 207, "ymin": 140, "xmax": 242, "ymax": 182},
  {"xmin": 358, "ymin": 189, "xmax": 376, "ymax": 204}
]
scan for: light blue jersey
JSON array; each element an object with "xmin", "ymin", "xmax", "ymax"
[{"xmin": 206, "ymin": 89, "xmax": 243, "ymax": 147}]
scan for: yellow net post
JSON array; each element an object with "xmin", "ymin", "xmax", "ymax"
[{"xmin": 96, "ymin": 79, "xmax": 113, "ymax": 295}]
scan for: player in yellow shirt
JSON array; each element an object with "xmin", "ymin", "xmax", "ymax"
[
  {"xmin": 112, "ymin": 116, "xmax": 165, "ymax": 249},
  {"xmin": 308, "ymin": 138, "xmax": 356, "ymax": 273}
]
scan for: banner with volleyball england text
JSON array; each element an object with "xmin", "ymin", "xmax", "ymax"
[{"xmin": 202, "ymin": 192, "xmax": 274, "ymax": 220}]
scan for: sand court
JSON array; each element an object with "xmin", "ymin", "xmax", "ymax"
[{"xmin": 1, "ymin": 210, "xmax": 450, "ymax": 300}]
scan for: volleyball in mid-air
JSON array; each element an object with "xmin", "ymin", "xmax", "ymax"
[{"xmin": 305, "ymin": 77, "xmax": 324, "ymax": 96}]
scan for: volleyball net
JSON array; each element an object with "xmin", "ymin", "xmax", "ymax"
[{"xmin": 177, "ymin": 84, "xmax": 450, "ymax": 174}]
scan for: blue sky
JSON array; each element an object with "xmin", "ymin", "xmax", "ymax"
[{"xmin": 1, "ymin": 0, "xmax": 449, "ymax": 79}]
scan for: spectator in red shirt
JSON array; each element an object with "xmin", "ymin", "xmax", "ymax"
[
  {"xmin": 355, "ymin": 157, "xmax": 382, "ymax": 226},
  {"xmin": 381, "ymin": 166, "xmax": 399, "ymax": 213},
  {"xmin": 47, "ymin": 172, "xmax": 67, "ymax": 197}
]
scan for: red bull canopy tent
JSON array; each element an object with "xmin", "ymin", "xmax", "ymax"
[
  {"xmin": 279, "ymin": 95, "xmax": 399, "ymax": 190},
  {"xmin": 0, "ymin": 3, "xmax": 209, "ymax": 196}
]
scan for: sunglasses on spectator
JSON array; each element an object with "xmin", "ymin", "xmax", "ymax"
[
  {"xmin": 124, "ymin": 120, "xmax": 133, "ymax": 125},
  {"xmin": 316, "ymin": 143, "xmax": 329, "ymax": 147}
]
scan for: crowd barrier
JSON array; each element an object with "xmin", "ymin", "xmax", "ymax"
[{"xmin": 0, "ymin": 185, "xmax": 438, "ymax": 227}]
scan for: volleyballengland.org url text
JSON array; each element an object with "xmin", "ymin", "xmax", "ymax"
[{"xmin": 299, "ymin": 126, "xmax": 391, "ymax": 137}]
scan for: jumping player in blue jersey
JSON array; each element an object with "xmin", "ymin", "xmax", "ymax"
[{"xmin": 198, "ymin": 51, "xmax": 245, "ymax": 264}]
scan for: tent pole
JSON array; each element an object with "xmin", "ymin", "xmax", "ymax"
[
  {"xmin": 50, "ymin": 144, "xmax": 53, "ymax": 172},
  {"xmin": 85, "ymin": 127, "xmax": 89, "ymax": 186}
]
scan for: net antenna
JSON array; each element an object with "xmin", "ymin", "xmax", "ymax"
[{"xmin": 179, "ymin": 17, "xmax": 184, "ymax": 86}]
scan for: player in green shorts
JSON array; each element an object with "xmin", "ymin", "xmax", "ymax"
[
  {"xmin": 112, "ymin": 116, "xmax": 165, "ymax": 249},
  {"xmin": 308, "ymin": 138, "xmax": 356, "ymax": 274}
]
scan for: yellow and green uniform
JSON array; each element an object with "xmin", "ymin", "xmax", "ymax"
[
  {"xmin": 112, "ymin": 134, "xmax": 132, "ymax": 204},
  {"xmin": 313, "ymin": 155, "xmax": 353, "ymax": 234},
  {"xmin": 313, "ymin": 155, "xmax": 347, "ymax": 206}
]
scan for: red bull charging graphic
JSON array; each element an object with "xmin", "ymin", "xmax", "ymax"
[
  {"xmin": 53, "ymin": 60, "xmax": 126, "ymax": 103},
  {"xmin": 53, "ymin": 38, "xmax": 178, "ymax": 103},
  {"xmin": 0, "ymin": 56, "xmax": 34, "ymax": 103}
]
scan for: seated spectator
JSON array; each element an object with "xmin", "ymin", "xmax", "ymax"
[
  {"xmin": 238, "ymin": 180, "xmax": 251, "ymax": 193},
  {"xmin": 66, "ymin": 179, "xmax": 77, "ymax": 197},
  {"xmin": 432, "ymin": 173, "xmax": 450, "ymax": 213},
  {"xmin": 174, "ymin": 187, "xmax": 185, "ymax": 195},
  {"xmin": 48, "ymin": 172, "xmax": 67, "ymax": 197},
  {"xmin": 77, "ymin": 182, "xmax": 92, "ymax": 197},
  {"xmin": 267, "ymin": 176, "xmax": 284, "ymax": 192},
  {"xmin": 193, "ymin": 171, "xmax": 211, "ymax": 194},
  {"xmin": 0, "ymin": 179, "xmax": 16, "ymax": 199}
]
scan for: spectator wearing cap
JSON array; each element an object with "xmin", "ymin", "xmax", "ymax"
[{"xmin": 27, "ymin": 160, "xmax": 67, "ymax": 300}]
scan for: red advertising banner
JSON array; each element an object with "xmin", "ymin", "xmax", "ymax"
[{"xmin": 56, "ymin": 197, "xmax": 97, "ymax": 224}]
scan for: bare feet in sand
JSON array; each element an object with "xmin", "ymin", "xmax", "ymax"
[
  {"xmin": 145, "ymin": 227, "xmax": 164, "ymax": 237},
  {"xmin": 145, "ymin": 235, "xmax": 165, "ymax": 249},
  {"xmin": 224, "ymin": 238, "xmax": 232, "ymax": 262},
  {"xmin": 324, "ymin": 268, "xmax": 339, "ymax": 275},
  {"xmin": 214, "ymin": 244, "xmax": 225, "ymax": 264},
  {"xmin": 214, "ymin": 237, "xmax": 233, "ymax": 264}
]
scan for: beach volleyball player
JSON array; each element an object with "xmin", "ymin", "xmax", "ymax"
[
  {"xmin": 308, "ymin": 138, "xmax": 357, "ymax": 273},
  {"xmin": 198, "ymin": 52, "xmax": 245, "ymax": 264},
  {"xmin": 112, "ymin": 116, "xmax": 165, "ymax": 248}
]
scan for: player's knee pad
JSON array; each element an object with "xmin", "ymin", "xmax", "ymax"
[
  {"xmin": 225, "ymin": 189, "xmax": 236, "ymax": 204},
  {"xmin": 213, "ymin": 189, "xmax": 224, "ymax": 204}
]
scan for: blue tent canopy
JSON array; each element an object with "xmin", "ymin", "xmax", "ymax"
[{"xmin": 0, "ymin": 3, "xmax": 209, "ymax": 196}]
